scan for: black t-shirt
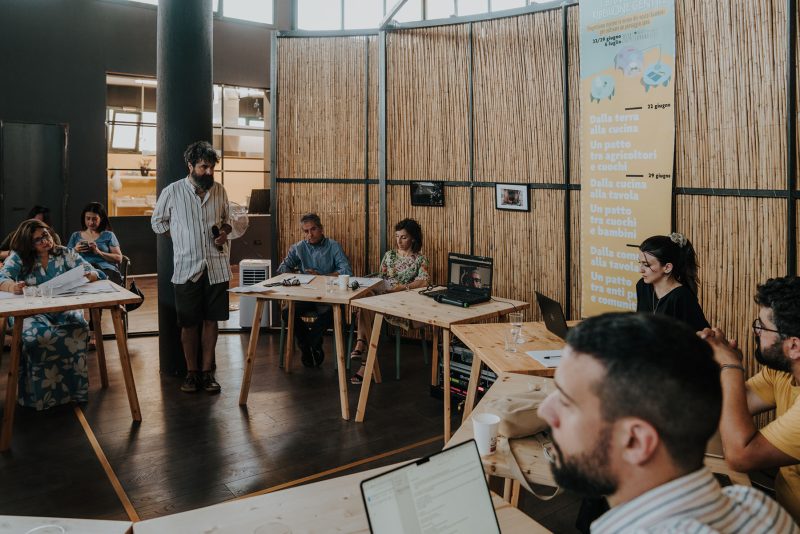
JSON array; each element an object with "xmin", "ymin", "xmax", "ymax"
[{"xmin": 635, "ymin": 279, "xmax": 710, "ymax": 332}]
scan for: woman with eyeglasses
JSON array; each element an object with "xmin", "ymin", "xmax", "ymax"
[
  {"xmin": 0, "ymin": 219, "xmax": 104, "ymax": 410},
  {"xmin": 350, "ymin": 218, "xmax": 430, "ymax": 384},
  {"xmin": 67, "ymin": 202, "xmax": 124, "ymax": 286},
  {"xmin": 636, "ymin": 232, "xmax": 709, "ymax": 332}
]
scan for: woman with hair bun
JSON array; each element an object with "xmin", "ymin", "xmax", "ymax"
[{"xmin": 635, "ymin": 232, "xmax": 709, "ymax": 331}]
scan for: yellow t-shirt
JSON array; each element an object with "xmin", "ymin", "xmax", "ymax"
[{"xmin": 748, "ymin": 367, "xmax": 800, "ymax": 522}]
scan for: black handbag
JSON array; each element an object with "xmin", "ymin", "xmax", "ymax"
[{"xmin": 125, "ymin": 280, "xmax": 145, "ymax": 312}]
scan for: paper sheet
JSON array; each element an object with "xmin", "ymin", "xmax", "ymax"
[
  {"xmin": 292, "ymin": 274, "xmax": 315, "ymax": 284},
  {"xmin": 350, "ymin": 277, "xmax": 383, "ymax": 288},
  {"xmin": 525, "ymin": 350, "xmax": 563, "ymax": 368},
  {"xmin": 58, "ymin": 280, "xmax": 119, "ymax": 296},
  {"xmin": 38, "ymin": 266, "xmax": 88, "ymax": 295},
  {"xmin": 228, "ymin": 285, "xmax": 272, "ymax": 294}
]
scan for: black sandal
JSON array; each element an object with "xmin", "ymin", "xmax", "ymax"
[
  {"xmin": 350, "ymin": 363, "xmax": 366, "ymax": 384},
  {"xmin": 350, "ymin": 338, "xmax": 367, "ymax": 360}
]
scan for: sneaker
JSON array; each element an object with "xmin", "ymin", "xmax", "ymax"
[
  {"xmin": 201, "ymin": 371, "xmax": 221, "ymax": 394},
  {"xmin": 181, "ymin": 372, "xmax": 200, "ymax": 393},
  {"xmin": 311, "ymin": 346, "xmax": 325, "ymax": 367}
]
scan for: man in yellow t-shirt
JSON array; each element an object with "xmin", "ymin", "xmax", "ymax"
[{"xmin": 701, "ymin": 276, "xmax": 800, "ymax": 522}]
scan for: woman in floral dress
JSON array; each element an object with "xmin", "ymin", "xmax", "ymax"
[
  {"xmin": 0, "ymin": 219, "xmax": 104, "ymax": 410},
  {"xmin": 350, "ymin": 218, "xmax": 430, "ymax": 384}
]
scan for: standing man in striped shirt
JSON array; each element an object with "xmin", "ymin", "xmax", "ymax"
[
  {"xmin": 151, "ymin": 141, "xmax": 231, "ymax": 394},
  {"xmin": 537, "ymin": 313, "xmax": 797, "ymax": 533}
]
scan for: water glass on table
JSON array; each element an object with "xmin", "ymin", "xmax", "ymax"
[
  {"xmin": 508, "ymin": 311, "xmax": 525, "ymax": 343},
  {"xmin": 504, "ymin": 327, "xmax": 520, "ymax": 352},
  {"xmin": 22, "ymin": 285, "xmax": 38, "ymax": 304}
]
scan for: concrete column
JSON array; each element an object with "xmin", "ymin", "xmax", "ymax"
[{"xmin": 156, "ymin": 0, "xmax": 213, "ymax": 375}]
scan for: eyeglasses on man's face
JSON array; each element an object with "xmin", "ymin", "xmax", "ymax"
[
  {"xmin": 752, "ymin": 318, "xmax": 781, "ymax": 336},
  {"xmin": 32, "ymin": 231, "xmax": 52, "ymax": 245}
]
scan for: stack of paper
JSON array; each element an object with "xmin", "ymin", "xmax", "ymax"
[
  {"xmin": 39, "ymin": 266, "xmax": 89, "ymax": 295},
  {"xmin": 350, "ymin": 277, "xmax": 383, "ymax": 288},
  {"xmin": 525, "ymin": 350, "xmax": 563, "ymax": 368}
]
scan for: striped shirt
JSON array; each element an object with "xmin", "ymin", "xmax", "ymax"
[
  {"xmin": 592, "ymin": 468, "xmax": 798, "ymax": 534},
  {"xmin": 151, "ymin": 177, "xmax": 231, "ymax": 285}
]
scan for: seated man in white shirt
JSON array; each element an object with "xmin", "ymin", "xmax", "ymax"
[{"xmin": 537, "ymin": 312, "xmax": 796, "ymax": 534}]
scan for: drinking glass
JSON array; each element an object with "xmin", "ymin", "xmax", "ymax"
[
  {"xmin": 508, "ymin": 312, "xmax": 525, "ymax": 343},
  {"xmin": 22, "ymin": 285, "xmax": 38, "ymax": 304},
  {"xmin": 504, "ymin": 327, "xmax": 519, "ymax": 352},
  {"xmin": 40, "ymin": 285, "xmax": 54, "ymax": 299},
  {"xmin": 326, "ymin": 278, "xmax": 338, "ymax": 293}
]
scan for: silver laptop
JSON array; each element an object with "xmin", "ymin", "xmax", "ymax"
[{"xmin": 360, "ymin": 440, "xmax": 500, "ymax": 534}]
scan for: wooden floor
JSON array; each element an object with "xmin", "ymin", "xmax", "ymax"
[{"xmin": 0, "ymin": 274, "xmax": 582, "ymax": 532}]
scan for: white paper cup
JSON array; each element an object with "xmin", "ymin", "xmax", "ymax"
[
  {"xmin": 473, "ymin": 412, "xmax": 501, "ymax": 456},
  {"xmin": 338, "ymin": 274, "xmax": 350, "ymax": 289}
]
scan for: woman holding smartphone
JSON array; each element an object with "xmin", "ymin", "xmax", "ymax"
[{"xmin": 67, "ymin": 202, "xmax": 124, "ymax": 285}]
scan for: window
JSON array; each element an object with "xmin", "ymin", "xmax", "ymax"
[
  {"xmin": 125, "ymin": 0, "xmax": 274, "ymax": 24},
  {"xmin": 223, "ymin": 0, "xmax": 273, "ymax": 24},
  {"xmin": 106, "ymin": 75, "xmax": 270, "ymax": 216},
  {"xmin": 297, "ymin": 0, "xmax": 342, "ymax": 30},
  {"xmin": 344, "ymin": 0, "xmax": 382, "ymax": 29},
  {"xmin": 297, "ymin": 0, "xmax": 544, "ymax": 30},
  {"xmin": 457, "ymin": 0, "xmax": 487, "ymax": 16}
]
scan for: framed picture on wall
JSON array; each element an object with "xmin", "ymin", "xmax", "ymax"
[
  {"xmin": 495, "ymin": 183, "xmax": 530, "ymax": 212},
  {"xmin": 410, "ymin": 181, "xmax": 445, "ymax": 207}
]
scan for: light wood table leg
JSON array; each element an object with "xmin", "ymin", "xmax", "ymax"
[
  {"xmin": 333, "ymin": 305, "xmax": 350, "ymax": 420},
  {"xmin": 462, "ymin": 351, "xmax": 483, "ymax": 422},
  {"xmin": 430, "ymin": 327, "xmax": 440, "ymax": 386},
  {"xmin": 238, "ymin": 298, "xmax": 265, "ymax": 406},
  {"xmin": 443, "ymin": 328, "xmax": 452, "ymax": 442},
  {"xmin": 110, "ymin": 307, "xmax": 141, "ymax": 422},
  {"xmin": 503, "ymin": 478, "xmax": 513, "ymax": 503},
  {"xmin": 510, "ymin": 480, "xmax": 521, "ymax": 507},
  {"xmin": 355, "ymin": 313, "xmax": 384, "ymax": 422},
  {"xmin": 284, "ymin": 301, "xmax": 295, "ymax": 372},
  {"xmin": 0, "ymin": 318, "xmax": 23, "ymax": 451},
  {"xmin": 89, "ymin": 308, "xmax": 109, "ymax": 388}
]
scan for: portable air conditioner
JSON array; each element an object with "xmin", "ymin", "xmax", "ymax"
[{"xmin": 239, "ymin": 259, "xmax": 271, "ymax": 328}]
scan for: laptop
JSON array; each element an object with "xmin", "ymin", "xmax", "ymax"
[
  {"xmin": 360, "ymin": 440, "xmax": 501, "ymax": 534},
  {"xmin": 535, "ymin": 291, "xmax": 570, "ymax": 340},
  {"xmin": 424, "ymin": 253, "xmax": 493, "ymax": 307}
]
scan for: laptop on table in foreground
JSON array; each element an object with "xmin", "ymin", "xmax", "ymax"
[
  {"xmin": 360, "ymin": 439, "xmax": 501, "ymax": 534},
  {"xmin": 423, "ymin": 253, "xmax": 493, "ymax": 307}
]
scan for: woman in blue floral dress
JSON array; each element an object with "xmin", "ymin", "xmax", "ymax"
[
  {"xmin": 350, "ymin": 218, "xmax": 430, "ymax": 384},
  {"xmin": 0, "ymin": 219, "xmax": 104, "ymax": 410}
]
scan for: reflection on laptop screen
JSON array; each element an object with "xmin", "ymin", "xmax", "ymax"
[
  {"xmin": 361, "ymin": 440, "xmax": 500, "ymax": 534},
  {"xmin": 448, "ymin": 254, "xmax": 492, "ymax": 294}
]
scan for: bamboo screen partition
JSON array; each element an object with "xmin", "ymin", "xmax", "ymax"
[
  {"xmin": 472, "ymin": 11, "xmax": 563, "ymax": 183},
  {"xmin": 386, "ymin": 26, "xmax": 471, "ymax": 182},
  {"xmin": 273, "ymin": 1, "xmax": 798, "ymax": 378},
  {"xmin": 275, "ymin": 35, "xmax": 378, "ymax": 277}
]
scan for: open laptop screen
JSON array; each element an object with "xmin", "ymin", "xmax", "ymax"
[
  {"xmin": 448, "ymin": 253, "xmax": 493, "ymax": 296},
  {"xmin": 360, "ymin": 440, "xmax": 500, "ymax": 534}
]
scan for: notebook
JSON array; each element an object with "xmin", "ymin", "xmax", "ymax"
[
  {"xmin": 360, "ymin": 440, "xmax": 501, "ymax": 534},
  {"xmin": 535, "ymin": 291, "xmax": 570, "ymax": 340},
  {"xmin": 423, "ymin": 253, "xmax": 493, "ymax": 307}
]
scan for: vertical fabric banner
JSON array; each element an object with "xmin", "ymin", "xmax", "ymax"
[{"xmin": 579, "ymin": 0, "xmax": 676, "ymax": 316}]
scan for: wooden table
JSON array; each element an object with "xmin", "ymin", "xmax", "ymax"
[
  {"xmin": 452, "ymin": 321, "xmax": 578, "ymax": 421},
  {"xmin": 0, "ymin": 282, "xmax": 142, "ymax": 451},
  {"xmin": 237, "ymin": 273, "xmax": 375, "ymax": 420},
  {"xmin": 0, "ymin": 515, "xmax": 132, "ymax": 533},
  {"xmin": 350, "ymin": 288, "xmax": 528, "ymax": 441},
  {"xmin": 448, "ymin": 372, "xmax": 751, "ymax": 504},
  {"xmin": 132, "ymin": 461, "xmax": 549, "ymax": 533}
]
